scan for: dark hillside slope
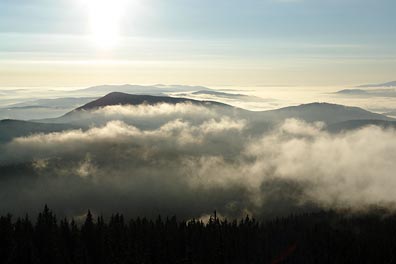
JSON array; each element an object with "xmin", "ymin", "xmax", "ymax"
[{"xmin": 0, "ymin": 119, "xmax": 76, "ymax": 143}]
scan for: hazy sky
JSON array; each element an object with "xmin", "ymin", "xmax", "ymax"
[{"xmin": 0, "ymin": 0, "xmax": 395, "ymax": 87}]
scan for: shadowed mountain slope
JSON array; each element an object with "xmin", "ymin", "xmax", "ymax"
[
  {"xmin": 0, "ymin": 119, "xmax": 76, "ymax": 143},
  {"xmin": 327, "ymin": 119, "xmax": 396, "ymax": 133},
  {"xmin": 260, "ymin": 102, "xmax": 393, "ymax": 124}
]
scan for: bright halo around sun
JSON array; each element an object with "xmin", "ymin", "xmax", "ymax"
[{"xmin": 81, "ymin": 0, "xmax": 127, "ymax": 50}]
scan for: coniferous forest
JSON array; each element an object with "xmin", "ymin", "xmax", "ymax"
[{"xmin": 1, "ymin": 206, "xmax": 396, "ymax": 264}]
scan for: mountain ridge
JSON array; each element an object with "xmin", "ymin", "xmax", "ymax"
[
  {"xmin": 1, "ymin": 93, "xmax": 395, "ymax": 141},
  {"xmin": 59, "ymin": 93, "xmax": 395, "ymax": 126},
  {"xmin": 74, "ymin": 92, "xmax": 231, "ymax": 112},
  {"xmin": 357, "ymin": 81, "xmax": 396, "ymax": 88}
]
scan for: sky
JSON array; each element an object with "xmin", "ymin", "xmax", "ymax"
[{"xmin": 0, "ymin": 0, "xmax": 395, "ymax": 87}]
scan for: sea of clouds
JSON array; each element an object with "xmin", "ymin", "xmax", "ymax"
[{"xmin": 1, "ymin": 103, "xmax": 396, "ymax": 219}]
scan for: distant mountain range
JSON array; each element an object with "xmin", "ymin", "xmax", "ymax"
[
  {"xmin": 1, "ymin": 92, "xmax": 395, "ymax": 143},
  {"xmin": 0, "ymin": 97, "xmax": 99, "ymax": 120},
  {"xmin": 74, "ymin": 84, "xmax": 212, "ymax": 96},
  {"xmin": 357, "ymin": 81, "xmax": 396, "ymax": 88},
  {"xmin": 335, "ymin": 81, "xmax": 396, "ymax": 101},
  {"xmin": 336, "ymin": 89, "xmax": 368, "ymax": 95},
  {"xmin": 54, "ymin": 92, "xmax": 393, "ymax": 124},
  {"xmin": 7, "ymin": 97, "xmax": 98, "ymax": 109},
  {"xmin": 190, "ymin": 90, "xmax": 271, "ymax": 102},
  {"xmin": 192, "ymin": 90, "xmax": 246, "ymax": 97}
]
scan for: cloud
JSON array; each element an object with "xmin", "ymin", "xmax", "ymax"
[
  {"xmin": 64, "ymin": 102, "xmax": 230, "ymax": 129},
  {"xmin": 92, "ymin": 103, "xmax": 216, "ymax": 119},
  {"xmin": 1, "ymin": 104, "xmax": 396, "ymax": 219},
  {"xmin": 1, "ymin": 116, "xmax": 246, "ymax": 163},
  {"xmin": 244, "ymin": 120, "xmax": 396, "ymax": 211}
]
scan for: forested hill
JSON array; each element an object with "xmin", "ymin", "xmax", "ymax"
[{"xmin": 1, "ymin": 207, "xmax": 396, "ymax": 264}]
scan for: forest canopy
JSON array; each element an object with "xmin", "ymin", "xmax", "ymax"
[{"xmin": 1, "ymin": 206, "xmax": 395, "ymax": 264}]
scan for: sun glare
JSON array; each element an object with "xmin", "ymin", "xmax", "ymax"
[{"xmin": 81, "ymin": 0, "xmax": 127, "ymax": 50}]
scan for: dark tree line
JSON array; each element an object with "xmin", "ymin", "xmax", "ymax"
[{"xmin": 1, "ymin": 206, "xmax": 396, "ymax": 263}]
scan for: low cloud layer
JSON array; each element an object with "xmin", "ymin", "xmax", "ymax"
[{"xmin": 1, "ymin": 103, "xmax": 396, "ymax": 219}]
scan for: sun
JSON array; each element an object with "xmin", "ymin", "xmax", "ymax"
[{"xmin": 81, "ymin": 0, "xmax": 127, "ymax": 50}]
